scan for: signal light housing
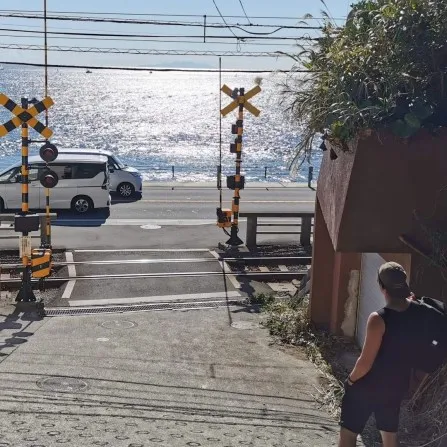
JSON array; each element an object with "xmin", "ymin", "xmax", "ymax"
[
  {"xmin": 227, "ymin": 175, "xmax": 245, "ymax": 190},
  {"xmin": 39, "ymin": 142, "xmax": 58, "ymax": 163},
  {"xmin": 39, "ymin": 169, "xmax": 59, "ymax": 188},
  {"xmin": 14, "ymin": 214, "xmax": 40, "ymax": 233}
]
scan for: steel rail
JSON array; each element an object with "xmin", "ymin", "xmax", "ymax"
[
  {"xmin": 0, "ymin": 256, "xmax": 312, "ymax": 269},
  {"xmin": 2, "ymin": 270, "xmax": 307, "ymax": 283}
]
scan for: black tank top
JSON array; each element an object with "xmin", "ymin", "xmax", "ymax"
[{"xmin": 359, "ymin": 301, "xmax": 420, "ymax": 397}]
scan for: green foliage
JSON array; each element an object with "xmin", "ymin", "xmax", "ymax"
[
  {"xmin": 283, "ymin": 0, "xmax": 447, "ymax": 166},
  {"xmin": 248, "ymin": 292, "xmax": 275, "ymax": 306}
]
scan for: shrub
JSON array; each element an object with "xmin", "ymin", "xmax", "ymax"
[{"xmin": 283, "ymin": 0, "xmax": 447, "ymax": 170}]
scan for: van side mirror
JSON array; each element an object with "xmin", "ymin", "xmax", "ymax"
[
  {"xmin": 109, "ymin": 168, "xmax": 114, "ymax": 173},
  {"xmin": 15, "ymin": 174, "xmax": 22, "ymax": 183}
]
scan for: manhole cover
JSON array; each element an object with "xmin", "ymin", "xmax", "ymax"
[
  {"xmin": 140, "ymin": 224, "xmax": 161, "ymax": 230},
  {"xmin": 100, "ymin": 320, "xmax": 137, "ymax": 329},
  {"xmin": 37, "ymin": 377, "xmax": 88, "ymax": 392},
  {"xmin": 231, "ymin": 321, "xmax": 259, "ymax": 330}
]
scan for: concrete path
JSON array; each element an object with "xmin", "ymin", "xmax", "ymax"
[{"xmin": 0, "ymin": 304, "xmax": 339, "ymax": 446}]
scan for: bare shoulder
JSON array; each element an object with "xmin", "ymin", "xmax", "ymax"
[{"xmin": 367, "ymin": 312, "xmax": 385, "ymax": 331}]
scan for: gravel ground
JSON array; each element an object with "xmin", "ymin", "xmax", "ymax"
[{"xmin": 1, "ymin": 249, "xmax": 65, "ymax": 306}]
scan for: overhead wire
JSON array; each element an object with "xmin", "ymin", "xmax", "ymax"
[
  {"xmin": 0, "ymin": 60, "xmax": 311, "ymax": 73},
  {"xmin": 211, "ymin": 0, "xmax": 240, "ymax": 40},
  {"xmin": 0, "ymin": 8, "xmax": 347, "ymax": 20},
  {"xmin": 0, "ymin": 31, "xmax": 309, "ymax": 46},
  {"xmin": 0, "ymin": 12, "xmax": 324, "ymax": 30},
  {"xmin": 0, "ymin": 43, "xmax": 291, "ymax": 57},
  {"xmin": 238, "ymin": 0, "xmax": 252, "ymax": 24},
  {"xmin": 0, "ymin": 27, "xmax": 318, "ymax": 41}
]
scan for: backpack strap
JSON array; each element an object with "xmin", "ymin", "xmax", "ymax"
[{"xmin": 421, "ymin": 296, "xmax": 446, "ymax": 315}]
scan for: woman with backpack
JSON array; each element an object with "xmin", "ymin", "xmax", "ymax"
[{"xmin": 338, "ymin": 262, "xmax": 426, "ymax": 447}]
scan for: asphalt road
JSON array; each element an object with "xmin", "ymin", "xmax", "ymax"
[
  {"xmin": 61, "ymin": 184, "xmax": 316, "ymax": 221},
  {"xmin": 1, "ymin": 184, "xmax": 316, "ymax": 250}
]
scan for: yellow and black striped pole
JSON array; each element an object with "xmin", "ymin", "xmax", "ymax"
[
  {"xmin": 45, "ymin": 187, "xmax": 51, "ymax": 247},
  {"xmin": 227, "ymin": 88, "xmax": 244, "ymax": 246},
  {"xmin": 17, "ymin": 97, "xmax": 37, "ymax": 302},
  {"xmin": 20, "ymin": 97, "xmax": 30, "ymax": 257}
]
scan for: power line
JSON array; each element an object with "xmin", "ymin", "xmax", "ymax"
[
  {"xmin": 0, "ymin": 12, "xmax": 323, "ymax": 30},
  {"xmin": 0, "ymin": 43, "xmax": 291, "ymax": 57},
  {"xmin": 238, "ymin": 0, "xmax": 251, "ymax": 24},
  {"xmin": 0, "ymin": 60, "xmax": 311, "ymax": 73},
  {"xmin": 0, "ymin": 8, "xmax": 347, "ymax": 20},
  {"xmin": 0, "ymin": 30, "xmax": 313, "ymax": 46},
  {"xmin": 211, "ymin": 0, "xmax": 240, "ymax": 40},
  {"xmin": 0, "ymin": 27, "xmax": 317, "ymax": 41}
]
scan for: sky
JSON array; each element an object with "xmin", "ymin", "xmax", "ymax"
[{"xmin": 0, "ymin": 0, "xmax": 354, "ymax": 70}]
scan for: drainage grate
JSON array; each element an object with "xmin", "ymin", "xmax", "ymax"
[
  {"xmin": 100, "ymin": 320, "xmax": 138, "ymax": 329},
  {"xmin": 44, "ymin": 299, "xmax": 247, "ymax": 316},
  {"xmin": 37, "ymin": 377, "xmax": 88, "ymax": 393}
]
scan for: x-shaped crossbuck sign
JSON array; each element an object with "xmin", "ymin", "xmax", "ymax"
[
  {"xmin": 220, "ymin": 84, "xmax": 261, "ymax": 117},
  {"xmin": 0, "ymin": 93, "xmax": 54, "ymax": 139}
]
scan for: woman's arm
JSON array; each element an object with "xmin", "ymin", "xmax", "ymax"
[{"xmin": 349, "ymin": 312, "xmax": 385, "ymax": 383}]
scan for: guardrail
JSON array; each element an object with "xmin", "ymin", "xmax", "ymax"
[
  {"xmin": 132, "ymin": 164, "xmax": 316, "ymax": 184},
  {"xmin": 239, "ymin": 212, "xmax": 315, "ymax": 248}
]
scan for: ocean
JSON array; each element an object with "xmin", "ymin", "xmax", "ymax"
[{"xmin": 0, "ymin": 66, "xmax": 321, "ymax": 182}]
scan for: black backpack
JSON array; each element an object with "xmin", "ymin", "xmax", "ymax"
[{"xmin": 412, "ymin": 297, "xmax": 447, "ymax": 374}]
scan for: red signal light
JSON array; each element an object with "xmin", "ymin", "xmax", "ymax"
[{"xmin": 39, "ymin": 142, "xmax": 58, "ymax": 163}]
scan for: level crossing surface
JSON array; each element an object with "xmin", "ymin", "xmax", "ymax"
[{"xmin": 56, "ymin": 249, "xmax": 244, "ymax": 308}]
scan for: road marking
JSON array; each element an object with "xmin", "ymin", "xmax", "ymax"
[
  {"xmin": 62, "ymin": 251, "xmax": 76, "ymax": 299},
  {"xmin": 104, "ymin": 219, "xmax": 216, "ymax": 226},
  {"xmin": 74, "ymin": 248, "xmax": 210, "ymax": 253},
  {"xmin": 209, "ymin": 250, "xmax": 241, "ymax": 290},
  {"xmin": 69, "ymin": 291, "xmax": 242, "ymax": 307},
  {"xmin": 138, "ymin": 200, "xmax": 314, "ymax": 203},
  {"xmin": 55, "ymin": 219, "xmax": 219, "ymax": 226}
]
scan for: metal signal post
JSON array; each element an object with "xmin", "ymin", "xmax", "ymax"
[
  {"xmin": 219, "ymin": 84, "xmax": 261, "ymax": 246},
  {"xmin": 0, "ymin": 93, "xmax": 57, "ymax": 302}
]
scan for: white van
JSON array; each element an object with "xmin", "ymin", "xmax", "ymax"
[
  {"xmin": 58, "ymin": 149, "xmax": 143, "ymax": 198},
  {"xmin": 0, "ymin": 153, "xmax": 111, "ymax": 214}
]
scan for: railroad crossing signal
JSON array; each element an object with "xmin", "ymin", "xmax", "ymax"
[
  {"xmin": 0, "ymin": 93, "xmax": 54, "ymax": 138},
  {"xmin": 0, "ymin": 93, "xmax": 57, "ymax": 302},
  {"xmin": 220, "ymin": 84, "xmax": 261, "ymax": 117},
  {"xmin": 217, "ymin": 85, "xmax": 261, "ymax": 246}
]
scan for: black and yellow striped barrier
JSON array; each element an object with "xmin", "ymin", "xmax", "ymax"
[
  {"xmin": 219, "ymin": 85, "xmax": 261, "ymax": 246},
  {"xmin": 0, "ymin": 94, "xmax": 53, "ymax": 139},
  {"xmin": 31, "ymin": 248, "xmax": 52, "ymax": 279}
]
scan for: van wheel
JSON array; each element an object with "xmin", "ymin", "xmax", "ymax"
[
  {"xmin": 117, "ymin": 182, "xmax": 135, "ymax": 198},
  {"xmin": 71, "ymin": 196, "xmax": 93, "ymax": 214}
]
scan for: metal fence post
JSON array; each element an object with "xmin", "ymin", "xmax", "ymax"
[
  {"xmin": 308, "ymin": 166, "xmax": 314, "ymax": 189},
  {"xmin": 300, "ymin": 215, "xmax": 312, "ymax": 246},
  {"xmin": 172, "ymin": 165, "xmax": 175, "ymax": 179},
  {"xmin": 246, "ymin": 216, "xmax": 257, "ymax": 248},
  {"xmin": 264, "ymin": 166, "xmax": 268, "ymax": 179}
]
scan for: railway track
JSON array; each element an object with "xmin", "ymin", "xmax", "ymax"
[{"xmin": 0, "ymin": 254, "xmax": 311, "ymax": 288}]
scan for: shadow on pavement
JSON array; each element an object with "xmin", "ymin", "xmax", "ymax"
[
  {"xmin": 110, "ymin": 192, "xmax": 142, "ymax": 205},
  {"xmin": 0, "ymin": 303, "xmax": 43, "ymax": 356},
  {"xmin": 2, "ymin": 371, "xmax": 335, "ymax": 429},
  {"xmin": 51, "ymin": 209, "xmax": 110, "ymax": 227}
]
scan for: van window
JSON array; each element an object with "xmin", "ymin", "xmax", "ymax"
[
  {"xmin": 107, "ymin": 157, "xmax": 120, "ymax": 171},
  {"xmin": 73, "ymin": 163, "xmax": 105, "ymax": 179},
  {"xmin": 0, "ymin": 167, "xmax": 19, "ymax": 183},
  {"xmin": 29, "ymin": 166, "xmax": 40, "ymax": 182},
  {"xmin": 41, "ymin": 163, "xmax": 106, "ymax": 180}
]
